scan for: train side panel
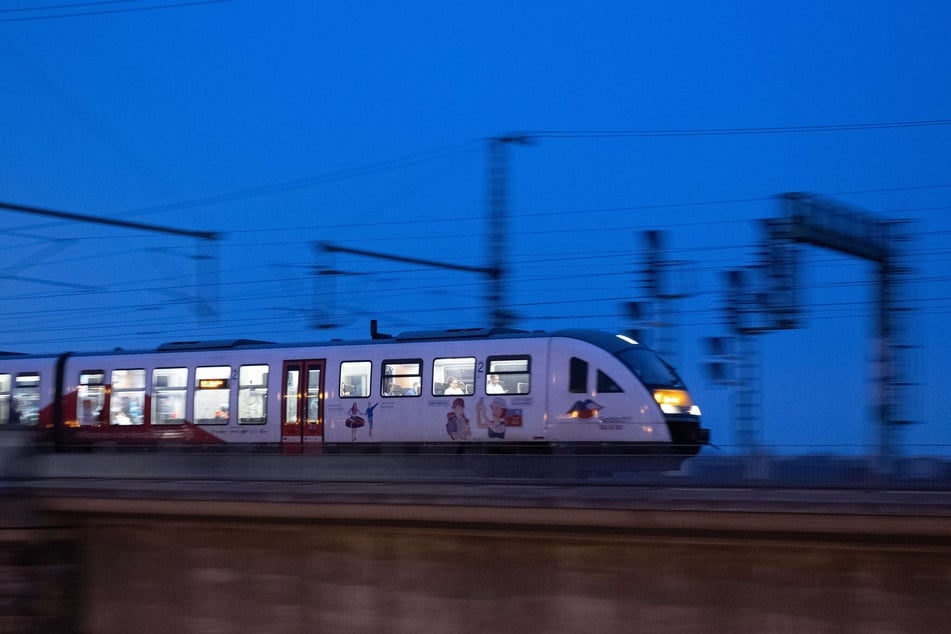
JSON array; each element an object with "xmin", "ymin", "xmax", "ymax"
[
  {"xmin": 322, "ymin": 338, "xmax": 551, "ymax": 444},
  {"xmin": 60, "ymin": 349, "xmax": 282, "ymax": 444}
]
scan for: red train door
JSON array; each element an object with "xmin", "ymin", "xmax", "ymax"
[{"xmin": 282, "ymin": 360, "xmax": 324, "ymax": 451}]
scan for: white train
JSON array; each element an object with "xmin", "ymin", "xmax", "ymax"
[{"xmin": 0, "ymin": 326, "xmax": 709, "ymax": 463}]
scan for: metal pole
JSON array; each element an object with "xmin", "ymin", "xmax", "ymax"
[{"xmin": 487, "ymin": 135, "xmax": 530, "ymax": 329}]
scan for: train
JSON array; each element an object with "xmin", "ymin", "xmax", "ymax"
[{"xmin": 0, "ymin": 325, "xmax": 710, "ymax": 466}]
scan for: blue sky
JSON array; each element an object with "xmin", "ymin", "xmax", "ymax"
[{"xmin": 2, "ymin": 1, "xmax": 950, "ymax": 455}]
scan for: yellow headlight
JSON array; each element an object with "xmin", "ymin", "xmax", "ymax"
[{"xmin": 652, "ymin": 389, "xmax": 692, "ymax": 407}]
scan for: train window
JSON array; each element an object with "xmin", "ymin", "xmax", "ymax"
[
  {"xmin": 12, "ymin": 373, "xmax": 41, "ymax": 426},
  {"xmin": 340, "ymin": 361, "xmax": 371, "ymax": 398},
  {"xmin": 111, "ymin": 369, "xmax": 145, "ymax": 425},
  {"xmin": 286, "ymin": 365, "xmax": 300, "ymax": 423},
  {"xmin": 195, "ymin": 366, "xmax": 231, "ymax": 425},
  {"xmin": 569, "ymin": 357, "xmax": 588, "ymax": 394},
  {"xmin": 238, "ymin": 364, "xmax": 268, "ymax": 424},
  {"xmin": 433, "ymin": 357, "xmax": 475, "ymax": 396},
  {"xmin": 597, "ymin": 370, "xmax": 623, "ymax": 393},
  {"xmin": 616, "ymin": 348, "xmax": 686, "ymax": 389},
  {"xmin": 0, "ymin": 374, "xmax": 10, "ymax": 424},
  {"xmin": 382, "ymin": 359, "xmax": 422, "ymax": 397},
  {"xmin": 152, "ymin": 368, "xmax": 188, "ymax": 425},
  {"xmin": 78, "ymin": 371, "xmax": 106, "ymax": 425},
  {"xmin": 485, "ymin": 356, "xmax": 531, "ymax": 395}
]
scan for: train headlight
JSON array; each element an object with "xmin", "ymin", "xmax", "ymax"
[
  {"xmin": 653, "ymin": 389, "xmax": 699, "ymax": 415},
  {"xmin": 653, "ymin": 389, "xmax": 690, "ymax": 406}
]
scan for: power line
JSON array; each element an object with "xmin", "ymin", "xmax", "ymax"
[
  {"xmin": 3, "ymin": 128, "xmax": 951, "ymax": 347},
  {"xmin": 183, "ymin": 185, "xmax": 951, "ymax": 239},
  {"xmin": 0, "ymin": 0, "xmax": 234, "ymax": 23},
  {"xmin": 519, "ymin": 120, "xmax": 951, "ymax": 138},
  {"xmin": 4, "ymin": 216, "xmax": 947, "ymax": 298},
  {"xmin": 0, "ymin": 0, "xmax": 147, "ymax": 14},
  {"xmin": 4, "ymin": 257, "xmax": 948, "ymax": 322},
  {"xmin": 109, "ymin": 140, "xmax": 483, "ymax": 220}
]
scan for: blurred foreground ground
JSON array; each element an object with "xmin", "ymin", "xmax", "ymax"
[{"xmin": 2, "ymin": 430, "xmax": 951, "ymax": 633}]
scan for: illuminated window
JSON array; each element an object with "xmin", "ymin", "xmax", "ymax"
[
  {"xmin": 434, "ymin": 357, "xmax": 475, "ymax": 396},
  {"xmin": 238, "ymin": 364, "xmax": 268, "ymax": 424},
  {"xmin": 12, "ymin": 373, "xmax": 41, "ymax": 426},
  {"xmin": 195, "ymin": 366, "xmax": 231, "ymax": 425},
  {"xmin": 0, "ymin": 374, "xmax": 11, "ymax": 425},
  {"xmin": 340, "ymin": 361, "xmax": 371, "ymax": 398},
  {"xmin": 285, "ymin": 365, "xmax": 300, "ymax": 423},
  {"xmin": 111, "ymin": 369, "xmax": 145, "ymax": 425},
  {"xmin": 486, "ymin": 356, "xmax": 531, "ymax": 395},
  {"xmin": 152, "ymin": 368, "xmax": 188, "ymax": 425},
  {"xmin": 382, "ymin": 359, "xmax": 422, "ymax": 397},
  {"xmin": 78, "ymin": 371, "xmax": 105, "ymax": 425}
]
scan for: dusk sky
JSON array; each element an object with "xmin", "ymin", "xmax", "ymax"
[{"xmin": 2, "ymin": 1, "xmax": 950, "ymax": 455}]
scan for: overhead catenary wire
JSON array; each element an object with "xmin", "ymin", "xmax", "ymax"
[
  {"xmin": 0, "ymin": 259, "xmax": 942, "ymax": 333},
  {"xmin": 0, "ymin": 0, "xmax": 154, "ymax": 14},
  {"xmin": 0, "ymin": 219, "xmax": 945, "ymax": 301},
  {"xmin": 4, "ymin": 125, "xmax": 951, "ymax": 349},
  {"xmin": 517, "ymin": 120, "xmax": 951, "ymax": 138},
  {"xmin": 0, "ymin": 0, "xmax": 234, "ymax": 23}
]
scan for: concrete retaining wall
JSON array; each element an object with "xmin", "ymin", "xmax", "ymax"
[{"xmin": 41, "ymin": 507, "xmax": 951, "ymax": 633}]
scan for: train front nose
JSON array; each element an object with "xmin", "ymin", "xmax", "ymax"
[{"xmin": 652, "ymin": 389, "xmax": 710, "ymax": 453}]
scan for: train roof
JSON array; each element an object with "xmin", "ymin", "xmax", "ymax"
[
  {"xmin": 389, "ymin": 327, "xmax": 648, "ymax": 352},
  {"xmin": 0, "ymin": 327, "xmax": 650, "ymax": 361},
  {"xmin": 551, "ymin": 329, "xmax": 646, "ymax": 354}
]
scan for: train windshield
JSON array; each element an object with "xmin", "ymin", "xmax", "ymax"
[{"xmin": 616, "ymin": 348, "xmax": 686, "ymax": 389}]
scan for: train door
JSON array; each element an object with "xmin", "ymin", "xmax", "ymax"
[{"xmin": 282, "ymin": 360, "xmax": 324, "ymax": 450}]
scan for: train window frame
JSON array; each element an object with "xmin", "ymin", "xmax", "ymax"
[
  {"xmin": 194, "ymin": 366, "xmax": 231, "ymax": 425},
  {"xmin": 382, "ymin": 358, "xmax": 422, "ymax": 397},
  {"xmin": 238, "ymin": 364, "xmax": 268, "ymax": 424},
  {"xmin": 78, "ymin": 370, "xmax": 106, "ymax": 425},
  {"xmin": 485, "ymin": 355, "xmax": 532, "ymax": 395},
  {"xmin": 433, "ymin": 357, "xmax": 475, "ymax": 397},
  {"xmin": 340, "ymin": 360, "xmax": 372, "ymax": 398},
  {"xmin": 110, "ymin": 369, "xmax": 145, "ymax": 426}
]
